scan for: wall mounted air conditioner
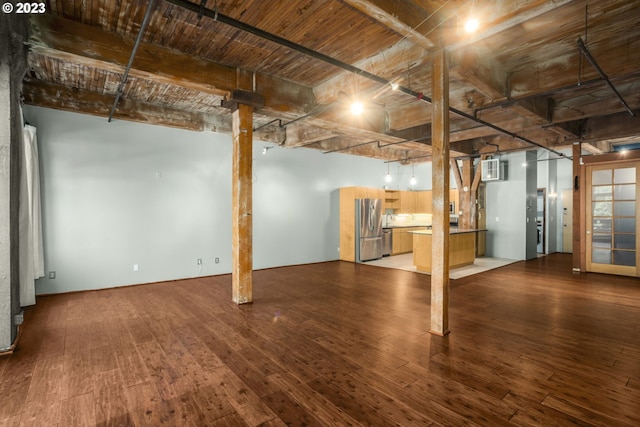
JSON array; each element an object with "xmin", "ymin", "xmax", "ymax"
[{"xmin": 481, "ymin": 159, "xmax": 507, "ymax": 181}]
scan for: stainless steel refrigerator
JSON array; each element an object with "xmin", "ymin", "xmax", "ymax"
[{"xmin": 355, "ymin": 198, "xmax": 383, "ymax": 262}]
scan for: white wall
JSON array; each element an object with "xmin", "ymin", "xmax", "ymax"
[
  {"xmin": 381, "ymin": 161, "xmax": 459, "ymax": 192},
  {"xmin": 24, "ymin": 106, "xmax": 402, "ymax": 294},
  {"xmin": 536, "ymin": 148, "xmax": 573, "ymax": 253},
  {"xmin": 485, "ymin": 152, "xmax": 529, "ymax": 259},
  {"xmin": 556, "ymin": 149, "xmax": 574, "ymax": 252},
  {"xmin": 25, "ymin": 106, "xmax": 569, "ymax": 293}
]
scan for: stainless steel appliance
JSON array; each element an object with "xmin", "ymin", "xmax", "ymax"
[
  {"xmin": 382, "ymin": 228, "xmax": 392, "ymax": 256},
  {"xmin": 355, "ymin": 198, "xmax": 383, "ymax": 261}
]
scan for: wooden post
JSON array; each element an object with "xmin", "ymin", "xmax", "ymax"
[
  {"xmin": 451, "ymin": 159, "xmax": 473, "ymax": 229},
  {"xmin": 430, "ymin": 47, "xmax": 450, "ymax": 336},
  {"xmin": 232, "ymin": 103, "xmax": 254, "ymax": 304}
]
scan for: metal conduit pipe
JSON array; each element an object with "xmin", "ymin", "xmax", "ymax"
[
  {"xmin": 163, "ymin": 0, "xmax": 571, "ymax": 159},
  {"xmin": 108, "ymin": 0, "xmax": 158, "ymax": 122},
  {"xmin": 577, "ymin": 37, "xmax": 635, "ymax": 117}
]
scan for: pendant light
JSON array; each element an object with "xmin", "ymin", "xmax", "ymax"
[
  {"xmin": 384, "ymin": 160, "xmax": 392, "ymax": 183},
  {"xmin": 410, "ymin": 164, "xmax": 417, "ymax": 186}
]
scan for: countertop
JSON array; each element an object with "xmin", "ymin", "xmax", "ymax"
[
  {"xmin": 410, "ymin": 228, "xmax": 487, "ymax": 235},
  {"xmin": 383, "ymin": 225, "xmax": 431, "ymax": 229}
]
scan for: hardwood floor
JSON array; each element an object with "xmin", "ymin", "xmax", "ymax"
[{"xmin": 1, "ymin": 253, "xmax": 639, "ymax": 426}]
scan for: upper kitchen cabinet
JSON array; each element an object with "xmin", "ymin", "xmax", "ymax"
[
  {"xmin": 384, "ymin": 190, "xmax": 400, "ymax": 211},
  {"xmin": 400, "ymin": 191, "xmax": 417, "ymax": 213},
  {"xmin": 400, "ymin": 191, "xmax": 432, "ymax": 214},
  {"xmin": 416, "ymin": 191, "xmax": 432, "ymax": 213}
]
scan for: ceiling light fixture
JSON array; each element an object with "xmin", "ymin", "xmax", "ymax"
[
  {"xmin": 351, "ymin": 100, "xmax": 364, "ymax": 116},
  {"xmin": 410, "ymin": 164, "xmax": 417, "ymax": 186},
  {"xmin": 464, "ymin": 17, "xmax": 479, "ymax": 33},
  {"xmin": 390, "ymin": 82, "xmax": 399, "ymax": 91},
  {"xmin": 384, "ymin": 161, "xmax": 392, "ymax": 183}
]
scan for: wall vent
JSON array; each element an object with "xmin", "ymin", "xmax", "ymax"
[{"xmin": 481, "ymin": 159, "xmax": 507, "ymax": 181}]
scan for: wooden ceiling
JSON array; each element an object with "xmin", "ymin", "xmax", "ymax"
[{"xmin": 22, "ymin": 0, "xmax": 640, "ymax": 163}]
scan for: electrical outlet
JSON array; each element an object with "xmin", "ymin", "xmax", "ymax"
[
  {"xmin": 215, "ymin": 257, "xmax": 220, "ymax": 264},
  {"xmin": 49, "ymin": 271, "xmax": 56, "ymax": 279},
  {"xmin": 197, "ymin": 258, "xmax": 202, "ymax": 265},
  {"xmin": 133, "ymin": 264, "xmax": 139, "ymax": 272}
]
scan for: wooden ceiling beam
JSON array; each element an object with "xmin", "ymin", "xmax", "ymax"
[
  {"xmin": 583, "ymin": 110, "xmax": 640, "ymax": 145},
  {"xmin": 552, "ymin": 80, "xmax": 640, "ymax": 123},
  {"xmin": 312, "ymin": 38, "xmax": 427, "ymax": 105},
  {"xmin": 449, "ymin": 47, "xmax": 507, "ymax": 101},
  {"xmin": 21, "ymin": 79, "xmax": 283, "ymax": 143},
  {"xmin": 387, "ymin": 123, "xmax": 431, "ymax": 142},
  {"xmin": 28, "ymin": 14, "xmax": 316, "ymax": 117},
  {"xmin": 509, "ymin": 97, "xmax": 552, "ymax": 125},
  {"xmin": 22, "ymin": 79, "xmax": 206, "ymax": 131},
  {"xmin": 341, "ymin": 0, "xmax": 435, "ymax": 50},
  {"xmin": 283, "ymin": 123, "xmax": 342, "ymax": 148},
  {"xmin": 445, "ymin": 0, "xmax": 575, "ymax": 50}
]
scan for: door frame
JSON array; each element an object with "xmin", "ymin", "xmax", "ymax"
[{"xmin": 584, "ymin": 161, "xmax": 639, "ymax": 277}]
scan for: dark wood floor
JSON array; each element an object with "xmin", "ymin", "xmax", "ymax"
[{"xmin": 1, "ymin": 253, "xmax": 639, "ymax": 426}]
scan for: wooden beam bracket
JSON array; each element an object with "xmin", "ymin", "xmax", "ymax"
[{"xmin": 221, "ymin": 90, "xmax": 265, "ymax": 111}]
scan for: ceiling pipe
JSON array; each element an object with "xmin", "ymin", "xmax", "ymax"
[
  {"xmin": 577, "ymin": 37, "xmax": 635, "ymax": 117},
  {"xmin": 163, "ymin": 0, "xmax": 570, "ymax": 159},
  {"xmin": 108, "ymin": 0, "xmax": 158, "ymax": 122}
]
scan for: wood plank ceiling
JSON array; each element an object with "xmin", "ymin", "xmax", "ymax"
[{"xmin": 22, "ymin": 0, "xmax": 640, "ymax": 163}]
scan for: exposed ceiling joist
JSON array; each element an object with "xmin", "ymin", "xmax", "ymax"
[{"xmin": 19, "ymin": 0, "xmax": 640, "ymax": 162}]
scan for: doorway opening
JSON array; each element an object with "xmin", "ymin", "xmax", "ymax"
[{"xmin": 537, "ymin": 188, "xmax": 546, "ymax": 254}]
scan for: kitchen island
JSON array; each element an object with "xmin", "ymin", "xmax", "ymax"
[{"xmin": 411, "ymin": 229, "xmax": 483, "ymax": 273}]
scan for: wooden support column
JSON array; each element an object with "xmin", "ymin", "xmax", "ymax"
[
  {"xmin": 430, "ymin": 47, "xmax": 450, "ymax": 336},
  {"xmin": 451, "ymin": 159, "xmax": 473, "ymax": 229},
  {"xmin": 231, "ymin": 103, "xmax": 254, "ymax": 304},
  {"xmin": 572, "ymin": 141, "xmax": 582, "ymax": 273}
]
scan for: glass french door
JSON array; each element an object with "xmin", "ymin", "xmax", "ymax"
[{"xmin": 586, "ymin": 162, "xmax": 639, "ymax": 277}]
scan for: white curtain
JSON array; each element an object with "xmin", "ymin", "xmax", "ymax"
[{"xmin": 18, "ymin": 122, "xmax": 44, "ymax": 307}]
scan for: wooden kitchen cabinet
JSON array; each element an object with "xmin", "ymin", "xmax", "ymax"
[
  {"xmin": 391, "ymin": 226, "xmax": 424, "ymax": 255},
  {"xmin": 397, "ymin": 191, "xmax": 432, "ymax": 214},
  {"xmin": 415, "ymin": 191, "xmax": 432, "ymax": 213},
  {"xmin": 384, "ymin": 190, "xmax": 400, "ymax": 211},
  {"xmin": 399, "ymin": 191, "xmax": 417, "ymax": 213}
]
